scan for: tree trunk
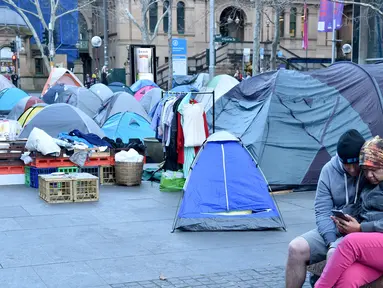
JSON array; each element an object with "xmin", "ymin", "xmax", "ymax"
[
  {"xmin": 270, "ymin": 7, "xmax": 280, "ymax": 71},
  {"xmin": 167, "ymin": 0, "xmax": 173, "ymax": 90},
  {"xmin": 252, "ymin": 1, "xmax": 262, "ymax": 75}
]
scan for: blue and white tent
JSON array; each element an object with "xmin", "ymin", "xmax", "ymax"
[
  {"xmin": 102, "ymin": 112, "xmax": 154, "ymax": 142},
  {"xmin": 173, "ymin": 131, "xmax": 285, "ymax": 231}
]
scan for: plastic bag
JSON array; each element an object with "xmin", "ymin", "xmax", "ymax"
[
  {"xmin": 160, "ymin": 170, "xmax": 185, "ymax": 192},
  {"xmin": 115, "ymin": 149, "xmax": 144, "ymax": 163}
]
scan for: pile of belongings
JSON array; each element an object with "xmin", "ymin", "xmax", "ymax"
[
  {"xmin": 22, "ymin": 128, "xmax": 110, "ymax": 167},
  {"xmin": 103, "ymin": 137, "xmax": 146, "ymax": 155}
]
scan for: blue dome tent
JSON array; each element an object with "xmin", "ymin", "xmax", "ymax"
[
  {"xmin": 171, "ymin": 85, "xmax": 199, "ymax": 93},
  {"xmin": 173, "ymin": 131, "xmax": 285, "ymax": 231},
  {"xmin": 102, "ymin": 112, "xmax": 155, "ymax": 142},
  {"xmin": 0, "ymin": 88, "xmax": 29, "ymax": 113},
  {"xmin": 130, "ymin": 79, "xmax": 159, "ymax": 93},
  {"xmin": 108, "ymin": 82, "xmax": 134, "ymax": 95}
]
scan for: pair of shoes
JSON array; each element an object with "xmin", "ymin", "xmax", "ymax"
[{"xmin": 310, "ymin": 273, "xmax": 320, "ymax": 287}]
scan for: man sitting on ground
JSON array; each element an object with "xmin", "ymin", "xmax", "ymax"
[{"xmin": 285, "ymin": 129, "xmax": 365, "ymax": 288}]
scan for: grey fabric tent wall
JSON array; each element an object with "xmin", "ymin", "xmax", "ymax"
[
  {"xmin": 94, "ymin": 92, "xmax": 150, "ymax": 126},
  {"xmin": 211, "ymin": 63, "xmax": 383, "ymax": 187},
  {"xmin": 55, "ymin": 86, "xmax": 104, "ymax": 118},
  {"xmin": 19, "ymin": 103, "xmax": 105, "ymax": 139}
]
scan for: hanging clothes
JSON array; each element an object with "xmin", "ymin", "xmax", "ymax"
[
  {"xmin": 182, "ymin": 103, "xmax": 206, "ymax": 147},
  {"xmin": 163, "ymin": 96, "xmax": 185, "ymax": 171}
]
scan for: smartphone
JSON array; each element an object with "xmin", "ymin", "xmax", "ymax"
[{"xmin": 331, "ymin": 209, "xmax": 349, "ymax": 221}]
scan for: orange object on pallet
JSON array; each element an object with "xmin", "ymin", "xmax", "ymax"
[
  {"xmin": 85, "ymin": 156, "xmax": 113, "ymax": 166},
  {"xmin": 29, "ymin": 156, "xmax": 115, "ymax": 168},
  {"xmin": 0, "ymin": 166, "xmax": 24, "ymax": 175}
]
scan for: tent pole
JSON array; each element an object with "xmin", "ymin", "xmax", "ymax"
[{"xmin": 212, "ymin": 90, "xmax": 215, "ymax": 133}]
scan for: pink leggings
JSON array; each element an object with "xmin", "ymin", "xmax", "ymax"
[{"xmin": 315, "ymin": 233, "xmax": 383, "ymax": 288}]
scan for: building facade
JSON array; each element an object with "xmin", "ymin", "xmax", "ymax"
[
  {"xmin": 1, "ymin": 1, "xmax": 373, "ymax": 90},
  {"xmin": 91, "ymin": 0, "xmax": 348, "ymax": 76}
]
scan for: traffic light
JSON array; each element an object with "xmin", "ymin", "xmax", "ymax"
[
  {"xmin": 42, "ymin": 29, "xmax": 49, "ymax": 45},
  {"xmin": 10, "ymin": 41, "xmax": 16, "ymax": 53},
  {"xmin": 11, "ymin": 54, "xmax": 16, "ymax": 63}
]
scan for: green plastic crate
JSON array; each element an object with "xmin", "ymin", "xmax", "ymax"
[
  {"xmin": 24, "ymin": 166, "xmax": 30, "ymax": 187},
  {"xmin": 58, "ymin": 167, "xmax": 79, "ymax": 174}
]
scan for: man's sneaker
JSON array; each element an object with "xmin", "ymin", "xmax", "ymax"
[{"xmin": 310, "ymin": 273, "xmax": 320, "ymax": 287}]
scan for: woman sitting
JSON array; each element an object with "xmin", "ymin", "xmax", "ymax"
[{"xmin": 315, "ymin": 136, "xmax": 383, "ymax": 288}]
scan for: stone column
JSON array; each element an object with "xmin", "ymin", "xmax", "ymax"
[
  {"xmin": 73, "ymin": 59, "xmax": 84, "ymax": 82},
  {"xmin": 284, "ymin": 10, "xmax": 290, "ymax": 37},
  {"xmin": 296, "ymin": 7, "xmax": 302, "ymax": 39}
]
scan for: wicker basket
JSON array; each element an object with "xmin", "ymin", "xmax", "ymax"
[{"xmin": 115, "ymin": 161, "xmax": 144, "ymax": 186}]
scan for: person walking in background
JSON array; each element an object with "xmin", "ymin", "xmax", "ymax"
[
  {"xmin": 85, "ymin": 74, "xmax": 91, "ymax": 89},
  {"xmin": 101, "ymin": 66, "xmax": 108, "ymax": 86},
  {"xmin": 234, "ymin": 69, "xmax": 242, "ymax": 82},
  {"xmin": 285, "ymin": 129, "xmax": 366, "ymax": 288},
  {"xmin": 92, "ymin": 69, "xmax": 98, "ymax": 85},
  {"xmin": 11, "ymin": 73, "xmax": 18, "ymax": 87}
]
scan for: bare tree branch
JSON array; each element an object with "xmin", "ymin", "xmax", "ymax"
[
  {"xmin": 124, "ymin": 8, "xmax": 144, "ymax": 33},
  {"xmin": 149, "ymin": 6, "xmax": 169, "ymax": 43},
  {"xmin": 330, "ymin": 0, "xmax": 383, "ymax": 17}
]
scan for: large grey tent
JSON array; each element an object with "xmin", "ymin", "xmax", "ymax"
[
  {"xmin": 19, "ymin": 104, "xmax": 104, "ymax": 139},
  {"xmin": 55, "ymin": 86, "xmax": 104, "ymax": 117},
  {"xmin": 94, "ymin": 92, "xmax": 150, "ymax": 126},
  {"xmin": 211, "ymin": 62, "xmax": 383, "ymax": 188}
]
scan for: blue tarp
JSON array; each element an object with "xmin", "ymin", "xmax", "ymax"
[
  {"xmin": 0, "ymin": 88, "xmax": 29, "ymax": 112},
  {"xmin": 130, "ymin": 80, "xmax": 159, "ymax": 93},
  {"xmin": 102, "ymin": 112, "xmax": 155, "ymax": 142},
  {"xmin": 174, "ymin": 132, "xmax": 285, "ymax": 231},
  {"xmin": 8, "ymin": 1, "xmax": 79, "ymax": 64}
]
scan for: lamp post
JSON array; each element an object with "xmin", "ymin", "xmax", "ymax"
[{"xmin": 208, "ymin": 0, "xmax": 215, "ymax": 80}]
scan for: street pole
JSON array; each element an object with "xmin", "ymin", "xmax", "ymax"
[
  {"xmin": 208, "ymin": 0, "xmax": 215, "ymax": 80},
  {"xmin": 331, "ymin": 2, "xmax": 336, "ymax": 64},
  {"xmin": 103, "ymin": 0, "xmax": 109, "ymax": 68},
  {"xmin": 48, "ymin": 22, "xmax": 54, "ymax": 68},
  {"xmin": 16, "ymin": 36, "xmax": 21, "ymax": 88}
]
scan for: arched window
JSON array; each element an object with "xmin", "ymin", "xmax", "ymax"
[
  {"xmin": 177, "ymin": 1, "xmax": 185, "ymax": 34},
  {"xmin": 163, "ymin": 1, "xmax": 169, "ymax": 33},
  {"xmin": 301, "ymin": 6, "xmax": 309, "ymax": 37},
  {"xmin": 279, "ymin": 10, "xmax": 285, "ymax": 37},
  {"xmin": 149, "ymin": 0, "xmax": 158, "ymax": 33},
  {"xmin": 290, "ymin": 7, "xmax": 297, "ymax": 37}
]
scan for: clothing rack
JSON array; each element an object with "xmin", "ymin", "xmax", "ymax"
[{"xmin": 161, "ymin": 90, "xmax": 216, "ymax": 133}]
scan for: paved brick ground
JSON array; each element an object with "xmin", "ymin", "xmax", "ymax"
[{"xmin": 110, "ymin": 266, "xmax": 312, "ymax": 288}]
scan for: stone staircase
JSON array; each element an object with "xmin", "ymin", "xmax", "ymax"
[{"xmin": 156, "ymin": 42, "xmax": 312, "ymax": 89}]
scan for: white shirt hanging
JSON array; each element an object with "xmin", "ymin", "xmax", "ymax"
[{"xmin": 182, "ymin": 103, "xmax": 206, "ymax": 147}]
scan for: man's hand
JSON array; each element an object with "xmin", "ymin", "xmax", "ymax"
[{"xmin": 331, "ymin": 214, "xmax": 361, "ymax": 234}]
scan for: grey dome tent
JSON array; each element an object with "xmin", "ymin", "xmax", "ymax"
[
  {"xmin": 211, "ymin": 62, "xmax": 383, "ymax": 188},
  {"xmin": 139, "ymin": 88, "xmax": 162, "ymax": 114},
  {"xmin": 94, "ymin": 92, "xmax": 150, "ymax": 126},
  {"xmin": 19, "ymin": 103, "xmax": 104, "ymax": 139},
  {"xmin": 89, "ymin": 83, "xmax": 114, "ymax": 102},
  {"xmin": 55, "ymin": 86, "xmax": 105, "ymax": 118}
]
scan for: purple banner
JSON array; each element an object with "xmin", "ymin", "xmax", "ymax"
[{"xmin": 317, "ymin": 0, "xmax": 344, "ymax": 32}]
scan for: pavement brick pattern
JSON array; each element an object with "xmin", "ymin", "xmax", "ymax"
[{"xmin": 110, "ymin": 266, "xmax": 312, "ymax": 288}]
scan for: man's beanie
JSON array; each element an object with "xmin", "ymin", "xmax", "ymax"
[{"xmin": 337, "ymin": 129, "xmax": 365, "ymax": 164}]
